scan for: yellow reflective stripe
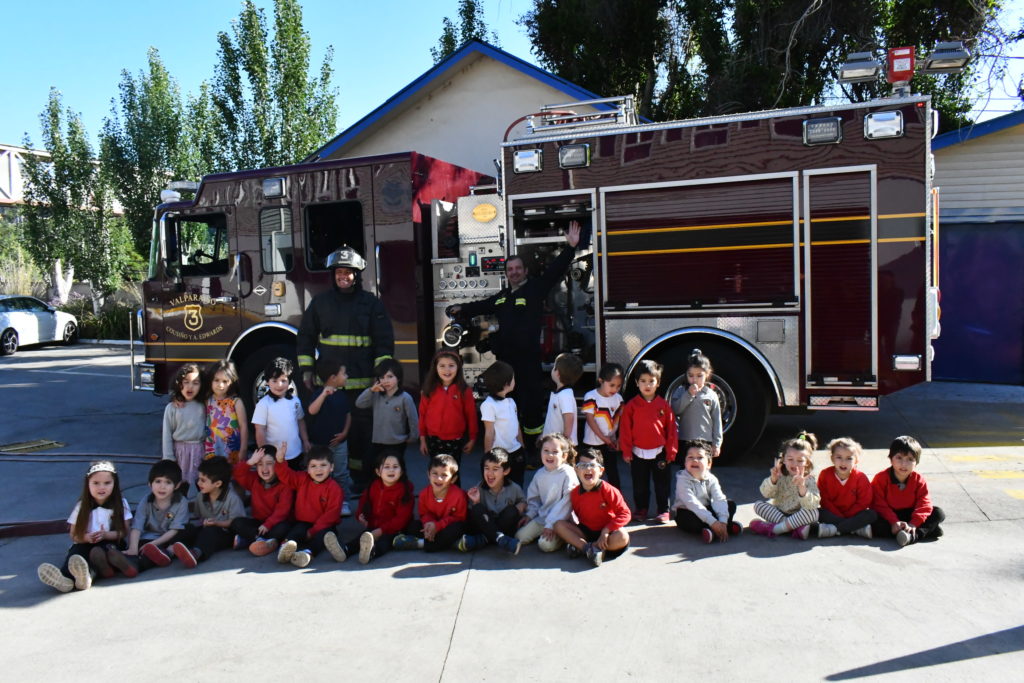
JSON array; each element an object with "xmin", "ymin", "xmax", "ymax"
[
  {"xmin": 297, "ymin": 354, "xmax": 314, "ymax": 367},
  {"xmin": 522, "ymin": 425, "xmax": 544, "ymax": 435},
  {"xmin": 495, "ymin": 297, "xmax": 506, "ymax": 305},
  {"xmin": 347, "ymin": 377, "xmax": 373, "ymax": 390},
  {"xmin": 373, "ymin": 354, "xmax": 394, "ymax": 366},
  {"xmin": 319, "ymin": 334, "xmax": 372, "ymax": 347},
  {"xmin": 515, "ymin": 298, "xmax": 526, "ymax": 306}
]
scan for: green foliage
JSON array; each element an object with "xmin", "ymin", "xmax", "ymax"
[
  {"xmin": 432, "ymin": 0, "xmax": 501, "ymax": 63},
  {"xmin": 59, "ymin": 296, "xmax": 134, "ymax": 340},
  {"xmin": 522, "ymin": 0, "xmax": 1021, "ymax": 127},
  {"xmin": 211, "ymin": 0, "xmax": 338, "ymax": 169},
  {"xmin": 0, "ymin": 211, "xmax": 42, "ymax": 295},
  {"xmin": 100, "ymin": 48, "xmax": 186, "ymax": 253}
]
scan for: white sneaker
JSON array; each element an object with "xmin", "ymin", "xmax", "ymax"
[
  {"xmin": 324, "ymin": 531, "xmax": 347, "ymax": 562},
  {"xmin": 67, "ymin": 554, "xmax": 92, "ymax": 590},
  {"xmin": 853, "ymin": 525, "xmax": 873, "ymax": 539},
  {"xmin": 340, "ymin": 502, "xmax": 352, "ymax": 517},
  {"xmin": 816, "ymin": 523, "xmax": 839, "ymax": 539},
  {"xmin": 358, "ymin": 531, "xmax": 375, "ymax": 564},
  {"xmin": 38, "ymin": 563, "xmax": 74, "ymax": 593}
]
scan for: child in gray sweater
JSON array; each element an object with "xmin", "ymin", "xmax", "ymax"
[{"xmin": 355, "ymin": 359, "xmax": 419, "ymax": 468}]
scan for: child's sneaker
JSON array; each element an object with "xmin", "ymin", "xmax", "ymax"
[
  {"xmin": 67, "ymin": 554, "xmax": 92, "ymax": 590},
  {"xmin": 358, "ymin": 531, "xmax": 375, "ymax": 564},
  {"xmin": 89, "ymin": 546, "xmax": 114, "ymax": 578},
  {"xmin": 748, "ymin": 520, "xmax": 775, "ymax": 537},
  {"xmin": 896, "ymin": 528, "xmax": 917, "ymax": 547},
  {"xmin": 655, "ymin": 511, "xmax": 672, "ymax": 524},
  {"xmin": 290, "ymin": 549, "xmax": 312, "ymax": 568},
  {"xmin": 141, "ymin": 542, "xmax": 172, "ymax": 567},
  {"xmin": 701, "ymin": 528, "xmax": 714, "ymax": 544},
  {"xmin": 814, "ymin": 523, "xmax": 839, "ymax": 539},
  {"xmin": 566, "ymin": 543, "xmax": 584, "ymax": 560},
  {"xmin": 853, "ymin": 525, "xmax": 873, "ymax": 539},
  {"xmin": 170, "ymin": 542, "xmax": 198, "ymax": 569},
  {"xmin": 38, "ymin": 563, "xmax": 74, "ymax": 593},
  {"xmin": 727, "ymin": 521, "xmax": 743, "ymax": 536},
  {"xmin": 456, "ymin": 534, "xmax": 486, "ymax": 553},
  {"xmin": 496, "ymin": 534, "xmax": 521, "ymax": 556},
  {"xmin": 340, "ymin": 502, "xmax": 353, "ymax": 517},
  {"xmin": 631, "ymin": 508, "xmax": 648, "ymax": 524},
  {"xmin": 392, "ymin": 534, "xmax": 420, "ymax": 551},
  {"xmin": 324, "ymin": 531, "xmax": 347, "ymax": 562},
  {"xmin": 791, "ymin": 525, "xmax": 810, "ymax": 540},
  {"xmin": 249, "ymin": 537, "xmax": 279, "ymax": 557},
  {"xmin": 584, "ymin": 542, "xmax": 604, "ymax": 567},
  {"xmin": 106, "ymin": 547, "xmax": 139, "ymax": 578},
  {"xmin": 277, "ymin": 540, "xmax": 298, "ymax": 564}
]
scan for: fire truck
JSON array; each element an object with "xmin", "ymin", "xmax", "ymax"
[{"xmin": 133, "ymin": 94, "xmax": 940, "ymax": 461}]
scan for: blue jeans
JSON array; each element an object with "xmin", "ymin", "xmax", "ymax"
[{"xmin": 330, "ymin": 440, "xmax": 355, "ymax": 502}]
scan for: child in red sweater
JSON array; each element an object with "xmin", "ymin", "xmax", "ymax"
[
  {"xmin": 231, "ymin": 445, "xmax": 295, "ymax": 556},
  {"xmin": 335, "ymin": 451, "xmax": 415, "ymax": 564},
  {"xmin": 813, "ymin": 437, "xmax": 876, "ymax": 539},
  {"xmin": 555, "ymin": 448, "xmax": 631, "ymax": 567},
  {"xmin": 619, "ymin": 359, "xmax": 678, "ymax": 523},
  {"xmin": 273, "ymin": 444, "xmax": 345, "ymax": 567},
  {"xmin": 871, "ymin": 436, "xmax": 945, "ymax": 546},
  {"xmin": 393, "ymin": 454, "xmax": 468, "ymax": 552},
  {"xmin": 418, "ymin": 351, "xmax": 478, "ymax": 471}
]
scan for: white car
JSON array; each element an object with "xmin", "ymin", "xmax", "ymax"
[{"xmin": 0, "ymin": 295, "xmax": 78, "ymax": 355}]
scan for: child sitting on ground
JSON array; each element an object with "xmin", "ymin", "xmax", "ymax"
[
  {"xmin": 125, "ymin": 460, "xmax": 190, "ymax": 571},
  {"xmin": 335, "ymin": 451, "xmax": 415, "ymax": 564},
  {"xmin": 393, "ymin": 454, "xmax": 468, "ymax": 552},
  {"xmin": 749, "ymin": 432, "xmax": 821, "ymax": 539},
  {"xmin": 273, "ymin": 445, "xmax": 345, "ymax": 567},
  {"xmin": 457, "ymin": 447, "xmax": 525, "ymax": 555},
  {"xmin": 231, "ymin": 445, "xmax": 295, "ymax": 556},
  {"xmin": 672, "ymin": 440, "xmax": 741, "ymax": 543},
  {"xmin": 170, "ymin": 456, "xmax": 245, "ymax": 567},
  {"xmin": 515, "ymin": 433, "xmax": 579, "ymax": 552},
  {"xmin": 813, "ymin": 437, "xmax": 876, "ymax": 539},
  {"xmin": 871, "ymin": 435, "xmax": 945, "ymax": 546},
  {"xmin": 555, "ymin": 448, "xmax": 631, "ymax": 567}
]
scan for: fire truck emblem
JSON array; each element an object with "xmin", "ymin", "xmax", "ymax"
[{"xmin": 184, "ymin": 305, "xmax": 203, "ymax": 331}]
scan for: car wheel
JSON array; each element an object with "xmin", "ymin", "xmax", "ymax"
[
  {"xmin": 1, "ymin": 328, "xmax": 18, "ymax": 356},
  {"xmin": 62, "ymin": 322, "xmax": 78, "ymax": 345}
]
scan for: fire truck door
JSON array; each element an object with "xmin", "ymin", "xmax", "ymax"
[
  {"xmin": 802, "ymin": 167, "xmax": 877, "ymax": 387},
  {"xmin": 156, "ymin": 212, "xmax": 243, "ymax": 367}
]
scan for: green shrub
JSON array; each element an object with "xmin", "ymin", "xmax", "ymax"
[{"xmin": 59, "ymin": 298, "xmax": 134, "ymax": 340}]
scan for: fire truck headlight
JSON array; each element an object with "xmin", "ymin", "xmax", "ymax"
[
  {"xmin": 558, "ymin": 144, "xmax": 590, "ymax": 169},
  {"xmin": 513, "ymin": 149, "xmax": 543, "ymax": 173}
]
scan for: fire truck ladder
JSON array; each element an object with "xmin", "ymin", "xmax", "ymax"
[{"xmin": 526, "ymin": 96, "xmax": 639, "ymax": 135}]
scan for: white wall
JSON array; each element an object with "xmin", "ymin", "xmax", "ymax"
[{"xmin": 934, "ymin": 123, "xmax": 1024, "ymax": 213}]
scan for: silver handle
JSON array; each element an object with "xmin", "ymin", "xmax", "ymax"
[
  {"xmin": 211, "ymin": 296, "xmax": 236, "ymax": 304},
  {"xmin": 375, "ymin": 244, "xmax": 382, "ymax": 295}
]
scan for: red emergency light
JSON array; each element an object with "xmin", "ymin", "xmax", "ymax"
[{"xmin": 886, "ymin": 46, "xmax": 915, "ymax": 84}]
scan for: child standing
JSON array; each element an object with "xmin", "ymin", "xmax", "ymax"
[
  {"xmin": 673, "ymin": 440, "xmax": 741, "ymax": 543},
  {"xmin": 335, "ymin": 451, "xmax": 415, "ymax": 564},
  {"xmin": 204, "ymin": 360, "xmax": 248, "ymax": 464},
  {"xmin": 544, "ymin": 353, "xmax": 584, "ymax": 445},
  {"xmin": 670, "ymin": 349, "xmax": 722, "ymax": 458},
  {"xmin": 479, "ymin": 361, "xmax": 526, "ymax": 486},
  {"xmin": 170, "ymin": 456, "xmax": 245, "ymax": 567},
  {"xmin": 457, "ymin": 447, "xmax": 525, "ymax": 555},
  {"xmin": 307, "ymin": 357, "xmax": 355, "ymax": 515},
  {"xmin": 355, "ymin": 358, "xmax": 419, "ymax": 471},
  {"xmin": 231, "ymin": 445, "xmax": 295, "ymax": 556},
  {"xmin": 619, "ymin": 359, "xmax": 678, "ymax": 523},
  {"xmin": 393, "ymin": 454, "xmax": 468, "ymax": 553},
  {"xmin": 814, "ymin": 437, "xmax": 876, "ymax": 539},
  {"xmin": 252, "ymin": 357, "xmax": 310, "ymax": 470},
  {"xmin": 555, "ymin": 448, "xmax": 631, "ymax": 567},
  {"xmin": 871, "ymin": 436, "xmax": 946, "ymax": 546},
  {"xmin": 581, "ymin": 362, "xmax": 624, "ymax": 489},
  {"xmin": 162, "ymin": 363, "xmax": 206, "ymax": 488},
  {"xmin": 749, "ymin": 432, "xmax": 821, "ymax": 539},
  {"xmin": 38, "ymin": 461, "xmax": 134, "ymax": 593},
  {"xmin": 418, "ymin": 350, "xmax": 477, "ymax": 469},
  {"xmin": 125, "ymin": 460, "xmax": 190, "ymax": 572},
  {"xmin": 515, "ymin": 433, "xmax": 579, "ymax": 552},
  {"xmin": 274, "ymin": 445, "xmax": 345, "ymax": 567}
]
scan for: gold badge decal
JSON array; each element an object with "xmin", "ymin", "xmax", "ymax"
[
  {"xmin": 184, "ymin": 305, "xmax": 203, "ymax": 331},
  {"xmin": 472, "ymin": 202, "xmax": 498, "ymax": 223}
]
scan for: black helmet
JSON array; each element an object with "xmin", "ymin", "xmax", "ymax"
[{"xmin": 325, "ymin": 246, "xmax": 366, "ymax": 271}]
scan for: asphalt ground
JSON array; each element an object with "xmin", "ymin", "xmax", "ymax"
[{"xmin": 1, "ymin": 344, "xmax": 1023, "ymax": 681}]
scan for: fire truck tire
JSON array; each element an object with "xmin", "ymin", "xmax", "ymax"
[
  {"xmin": 238, "ymin": 344, "xmax": 298, "ymax": 418},
  {"xmin": 656, "ymin": 340, "xmax": 770, "ymax": 464}
]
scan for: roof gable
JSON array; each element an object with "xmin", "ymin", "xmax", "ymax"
[{"xmin": 933, "ymin": 109, "xmax": 1024, "ymax": 151}]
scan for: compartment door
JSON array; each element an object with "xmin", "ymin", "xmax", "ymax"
[{"xmin": 802, "ymin": 167, "xmax": 877, "ymax": 386}]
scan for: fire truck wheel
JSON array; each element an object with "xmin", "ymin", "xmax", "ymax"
[
  {"xmin": 656, "ymin": 340, "xmax": 770, "ymax": 464},
  {"xmin": 238, "ymin": 344, "xmax": 298, "ymax": 418}
]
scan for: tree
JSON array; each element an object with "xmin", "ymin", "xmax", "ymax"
[
  {"xmin": 522, "ymin": 0, "xmax": 1021, "ymax": 130},
  {"xmin": 431, "ymin": 0, "xmax": 501, "ymax": 63},
  {"xmin": 210, "ymin": 0, "xmax": 338, "ymax": 170},
  {"xmin": 100, "ymin": 48, "xmax": 185, "ymax": 254},
  {"xmin": 21, "ymin": 89, "xmax": 129, "ymax": 306}
]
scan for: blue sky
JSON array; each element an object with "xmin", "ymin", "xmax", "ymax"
[{"xmin": 2, "ymin": 0, "xmax": 1021, "ymax": 151}]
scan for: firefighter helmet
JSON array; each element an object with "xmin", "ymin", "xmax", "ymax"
[{"xmin": 325, "ymin": 246, "xmax": 366, "ymax": 271}]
